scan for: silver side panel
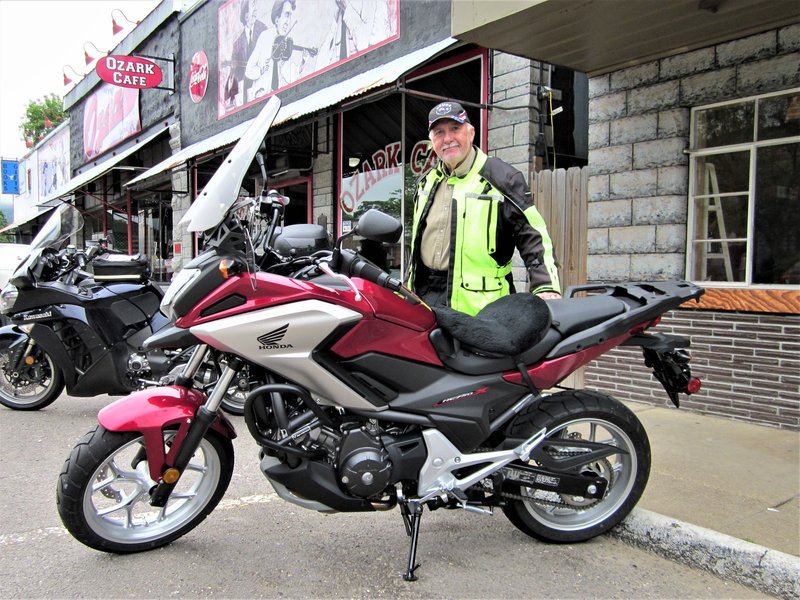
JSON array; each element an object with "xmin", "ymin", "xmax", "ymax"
[{"xmin": 190, "ymin": 299, "xmax": 383, "ymax": 412}]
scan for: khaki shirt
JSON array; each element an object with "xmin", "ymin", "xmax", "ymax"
[{"xmin": 420, "ymin": 147, "xmax": 476, "ymax": 271}]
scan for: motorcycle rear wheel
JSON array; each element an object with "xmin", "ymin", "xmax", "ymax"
[
  {"xmin": 0, "ymin": 343, "xmax": 64, "ymax": 410},
  {"xmin": 56, "ymin": 424, "xmax": 233, "ymax": 553},
  {"xmin": 502, "ymin": 389, "xmax": 650, "ymax": 543}
]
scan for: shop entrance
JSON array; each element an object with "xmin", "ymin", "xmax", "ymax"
[
  {"xmin": 269, "ymin": 175, "xmax": 311, "ymax": 226},
  {"xmin": 139, "ymin": 200, "xmax": 173, "ymax": 283}
]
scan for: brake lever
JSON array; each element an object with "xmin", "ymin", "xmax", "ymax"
[{"xmin": 318, "ymin": 261, "xmax": 362, "ymax": 302}]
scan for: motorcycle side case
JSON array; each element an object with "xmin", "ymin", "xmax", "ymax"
[
  {"xmin": 98, "ymin": 385, "xmax": 237, "ymax": 481},
  {"xmin": 92, "ymin": 253, "xmax": 151, "ymax": 282}
]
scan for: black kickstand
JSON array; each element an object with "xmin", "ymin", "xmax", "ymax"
[{"xmin": 399, "ymin": 500, "xmax": 423, "ymax": 581}]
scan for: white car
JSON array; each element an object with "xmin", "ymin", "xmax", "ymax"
[{"xmin": 0, "ymin": 243, "xmax": 31, "ymax": 289}]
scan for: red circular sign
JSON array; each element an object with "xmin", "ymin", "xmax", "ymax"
[{"xmin": 189, "ymin": 50, "xmax": 208, "ymax": 104}]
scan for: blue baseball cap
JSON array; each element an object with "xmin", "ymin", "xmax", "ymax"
[{"xmin": 428, "ymin": 102, "xmax": 471, "ymax": 130}]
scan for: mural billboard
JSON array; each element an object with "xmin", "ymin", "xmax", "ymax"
[
  {"xmin": 217, "ymin": 0, "xmax": 399, "ymax": 118},
  {"xmin": 83, "ymin": 84, "xmax": 141, "ymax": 159},
  {"xmin": 38, "ymin": 126, "xmax": 70, "ymax": 199}
]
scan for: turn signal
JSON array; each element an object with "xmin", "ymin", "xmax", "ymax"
[
  {"xmin": 162, "ymin": 468, "xmax": 181, "ymax": 484},
  {"xmin": 686, "ymin": 377, "xmax": 702, "ymax": 394},
  {"xmin": 219, "ymin": 258, "xmax": 235, "ymax": 279}
]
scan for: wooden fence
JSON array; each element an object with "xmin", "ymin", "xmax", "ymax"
[
  {"xmin": 531, "ymin": 166, "xmax": 589, "ymax": 387},
  {"xmin": 531, "ymin": 166, "xmax": 589, "ymax": 293}
]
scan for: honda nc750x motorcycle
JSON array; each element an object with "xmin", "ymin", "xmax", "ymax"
[
  {"xmin": 0, "ymin": 204, "xmax": 240, "ymax": 413},
  {"xmin": 57, "ymin": 97, "xmax": 703, "ymax": 581}
]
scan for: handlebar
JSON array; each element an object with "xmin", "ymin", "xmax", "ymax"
[{"xmin": 334, "ymin": 248, "xmax": 420, "ymax": 304}]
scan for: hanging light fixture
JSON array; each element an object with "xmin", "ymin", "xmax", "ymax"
[
  {"xmin": 84, "ymin": 41, "xmax": 109, "ymax": 66},
  {"xmin": 111, "ymin": 8, "xmax": 140, "ymax": 36},
  {"xmin": 63, "ymin": 65, "xmax": 83, "ymax": 86}
]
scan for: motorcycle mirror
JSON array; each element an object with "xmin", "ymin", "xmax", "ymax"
[{"xmin": 353, "ymin": 209, "xmax": 402, "ymax": 244}]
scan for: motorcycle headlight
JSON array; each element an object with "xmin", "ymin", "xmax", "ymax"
[
  {"xmin": 0, "ymin": 284, "xmax": 18, "ymax": 315},
  {"xmin": 160, "ymin": 268, "xmax": 201, "ymax": 321}
]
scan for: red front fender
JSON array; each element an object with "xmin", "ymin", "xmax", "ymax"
[{"xmin": 98, "ymin": 386, "xmax": 237, "ymax": 481}]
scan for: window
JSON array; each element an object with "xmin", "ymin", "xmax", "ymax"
[{"xmin": 687, "ymin": 89, "xmax": 800, "ymax": 286}]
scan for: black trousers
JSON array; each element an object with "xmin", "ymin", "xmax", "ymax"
[{"xmin": 416, "ymin": 270, "xmax": 449, "ymax": 308}]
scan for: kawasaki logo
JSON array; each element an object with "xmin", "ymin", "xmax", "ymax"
[
  {"xmin": 257, "ymin": 324, "xmax": 293, "ymax": 349},
  {"xmin": 23, "ymin": 310, "xmax": 53, "ymax": 321}
]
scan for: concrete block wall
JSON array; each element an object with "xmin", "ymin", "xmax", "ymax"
[
  {"xmin": 585, "ymin": 24, "xmax": 800, "ymax": 430},
  {"xmin": 488, "ymin": 51, "xmax": 543, "ymax": 183},
  {"xmin": 585, "ymin": 311, "xmax": 800, "ymax": 431},
  {"xmin": 312, "ymin": 119, "xmax": 336, "ymax": 238},
  {"xmin": 586, "ymin": 23, "xmax": 800, "ymax": 282}
]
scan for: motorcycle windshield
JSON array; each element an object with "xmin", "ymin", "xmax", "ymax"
[
  {"xmin": 180, "ymin": 96, "xmax": 281, "ymax": 232},
  {"xmin": 28, "ymin": 203, "xmax": 84, "ymax": 252},
  {"xmin": 6, "ymin": 203, "xmax": 84, "ymax": 286}
]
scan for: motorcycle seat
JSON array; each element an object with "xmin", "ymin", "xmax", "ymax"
[
  {"xmin": 429, "ymin": 294, "xmax": 629, "ymax": 377},
  {"xmin": 432, "ymin": 293, "xmax": 552, "ymax": 357},
  {"xmin": 546, "ymin": 296, "xmax": 628, "ymax": 337}
]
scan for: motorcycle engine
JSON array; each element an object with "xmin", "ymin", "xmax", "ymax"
[
  {"xmin": 333, "ymin": 424, "xmax": 393, "ymax": 498},
  {"xmin": 127, "ymin": 353, "xmax": 151, "ymax": 376}
]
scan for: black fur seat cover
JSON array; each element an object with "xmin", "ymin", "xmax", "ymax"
[{"xmin": 432, "ymin": 293, "xmax": 552, "ymax": 357}]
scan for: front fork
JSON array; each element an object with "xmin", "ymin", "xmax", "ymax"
[
  {"xmin": 8, "ymin": 333, "xmax": 37, "ymax": 375},
  {"xmin": 148, "ymin": 348, "xmax": 242, "ymax": 506}
]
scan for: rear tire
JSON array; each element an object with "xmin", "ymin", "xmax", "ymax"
[
  {"xmin": 0, "ymin": 342, "xmax": 64, "ymax": 410},
  {"xmin": 56, "ymin": 424, "xmax": 233, "ymax": 553},
  {"xmin": 502, "ymin": 389, "xmax": 650, "ymax": 543}
]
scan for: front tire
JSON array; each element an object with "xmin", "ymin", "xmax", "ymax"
[
  {"xmin": 502, "ymin": 390, "xmax": 650, "ymax": 543},
  {"xmin": 0, "ymin": 341, "xmax": 64, "ymax": 410},
  {"xmin": 56, "ymin": 424, "xmax": 233, "ymax": 553}
]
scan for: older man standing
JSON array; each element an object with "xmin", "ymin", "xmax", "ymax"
[{"xmin": 406, "ymin": 101, "xmax": 561, "ymax": 315}]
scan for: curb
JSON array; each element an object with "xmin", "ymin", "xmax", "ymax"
[{"xmin": 608, "ymin": 508, "xmax": 800, "ymax": 599}]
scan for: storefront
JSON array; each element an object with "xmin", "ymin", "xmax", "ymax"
[
  {"xmin": 122, "ymin": 0, "xmax": 585, "ymax": 280},
  {"xmin": 54, "ymin": 1, "xmax": 181, "ymax": 282}
]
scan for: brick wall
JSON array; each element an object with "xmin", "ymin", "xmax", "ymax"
[{"xmin": 585, "ymin": 310, "xmax": 800, "ymax": 431}]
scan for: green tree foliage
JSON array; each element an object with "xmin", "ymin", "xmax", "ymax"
[
  {"xmin": 19, "ymin": 94, "xmax": 67, "ymax": 148},
  {"xmin": 0, "ymin": 213, "xmax": 14, "ymax": 242}
]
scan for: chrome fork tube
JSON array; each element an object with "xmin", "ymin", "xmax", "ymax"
[
  {"xmin": 203, "ymin": 363, "xmax": 239, "ymax": 413},
  {"xmin": 181, "ymin": 343, "xmax": 209, "ymax": 379}
]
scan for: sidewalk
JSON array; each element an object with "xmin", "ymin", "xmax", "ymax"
[{"xmin": 613, "ymin": 402, "xmax": 800, "ymax": 598}]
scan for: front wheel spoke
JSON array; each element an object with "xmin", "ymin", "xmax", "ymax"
[
  {"xmin": 184, "ymin": 459, "xmax": 207, "ymax": 474},
  {"xmin": 96, "ymin": 490, "xmax": 140, "ymax": 518},
  {"xmin": 91, "ymin": 473, "xmax": 118, "ymax": 494},
  {"xmin": 167, "ymin": 489, "xmax": 197, "ymax": 502},
  {"xmin": 108, "ymin": 459, "xmax": 144, "ymax": 482}
]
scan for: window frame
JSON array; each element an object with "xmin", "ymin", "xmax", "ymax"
[{"xmin": 686, "ymin": 87, "xmax": 800, "ymax": 291}]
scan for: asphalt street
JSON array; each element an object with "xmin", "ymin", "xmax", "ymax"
[{"xmin": 0, "ymin": 393, "xmax": 768, "ymax": 599}]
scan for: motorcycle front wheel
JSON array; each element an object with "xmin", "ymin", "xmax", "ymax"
[
  {"xmin": 0, "ymin": 342, "xmax": 64, "ymax": 410},
  {"xmin": 502, "ymin": 389, "xmax": 650, "ymax": 543},
  {"xmin": 57, "ymin": 424, "xmax": 234, "ymax": 553}
]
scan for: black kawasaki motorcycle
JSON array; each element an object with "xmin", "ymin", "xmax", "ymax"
[{"xmin": 0, "ymin": 204, "xmax": 243, "ymax": 412}]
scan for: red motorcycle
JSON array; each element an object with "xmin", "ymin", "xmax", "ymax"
[{"xmin": 57, "ymin": 97, "xmax": 703, "ymax": 581}]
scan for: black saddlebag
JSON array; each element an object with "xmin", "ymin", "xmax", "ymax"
[{"xmin": 92, "ymin": 253, "xmax": 151, "ymax": 282}]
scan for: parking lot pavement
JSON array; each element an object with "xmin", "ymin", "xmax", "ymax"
[{"xmin": 0, "ymin": 394, "xmax": 769, "ymax": 599}]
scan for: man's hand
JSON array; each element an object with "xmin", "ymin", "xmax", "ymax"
[{"xmin": 536, "ymin": 291, "xmax": 562, "ymax": 300}]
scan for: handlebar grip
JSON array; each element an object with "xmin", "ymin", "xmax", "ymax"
[{"xmin": 349, "ymin": 258, "xmax": 421, "ymax": 305}]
